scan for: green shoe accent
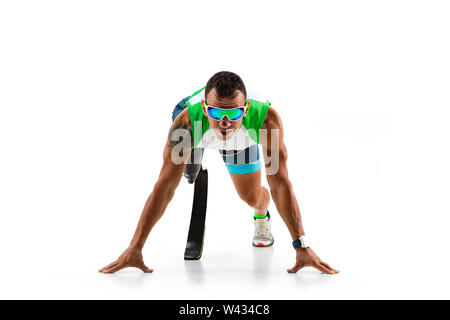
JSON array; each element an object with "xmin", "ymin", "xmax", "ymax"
[{"xmin": 254, "ymin": 210, "xmax": 268, "ymax": 219}]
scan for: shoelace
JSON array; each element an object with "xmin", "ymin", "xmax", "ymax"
[{"xmin": 255, "ymin": 219, "xmax": 269, "ymax": 237}]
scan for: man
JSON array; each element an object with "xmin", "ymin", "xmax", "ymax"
[{"xmin": 99, "ymin": 71, "xmax": 339, "ymax": 274}]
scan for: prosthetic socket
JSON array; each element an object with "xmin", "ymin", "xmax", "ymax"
[{"xmin": 183, "ymin": 148, "xmax": 205, "ymax": 184}]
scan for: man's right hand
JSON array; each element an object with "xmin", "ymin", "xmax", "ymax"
[
  {"xmin": 98, "ymin": 246, "xmax": 153, "ymax": 274},
  {"xmin": 99, "ymin": 113, "xmax": 189, "ymax": 274}
]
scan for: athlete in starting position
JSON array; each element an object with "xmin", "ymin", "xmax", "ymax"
[{"xmin": 99, "ymin": 71, "xmax": 339, "ymax": 274}]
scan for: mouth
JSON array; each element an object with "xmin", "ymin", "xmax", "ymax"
[{"xmin": 217, "ymin": 128, "xmax": 234, "ymax": 139}]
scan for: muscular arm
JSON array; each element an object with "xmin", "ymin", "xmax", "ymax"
[
  {"xmin": 129, "ymin": 114, "xmax": 192, "ymax": 249},
  {"xmin": 262, "ymin": 108, "xmax": 304, "ymax": 240},
  {"xmin": 262, "ymin": 107, "xmax": 338, "ymax": 274},
  {"xmin": 99, "ymin": 110, "xmax": 192, "ymax": 273}
]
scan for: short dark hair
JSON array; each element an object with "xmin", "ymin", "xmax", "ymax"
[{"xmin": 205, "ymin": 71, "xmax": 247, "ymax": 102}]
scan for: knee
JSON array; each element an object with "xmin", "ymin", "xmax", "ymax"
[{"xmin": 239, "ymin": 186, "xmax": 266, "ymax": 208}]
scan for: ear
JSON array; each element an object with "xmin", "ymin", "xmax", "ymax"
[
  {"xmin": 201, "ymin": 100, "xmax": 208, "ymax": 117},
  {"xmin": 243, "ymin": 100, "xmax": 250, "ymax": 117}
]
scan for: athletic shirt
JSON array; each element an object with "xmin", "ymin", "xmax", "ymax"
[{"xmin": 185, "ymin": 87, "xmax": 271, "ymax": 150}]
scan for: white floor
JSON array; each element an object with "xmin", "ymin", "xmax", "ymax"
[{"xmin": 2, "ymin": 242, "xmax": 450, "ymax": 300}]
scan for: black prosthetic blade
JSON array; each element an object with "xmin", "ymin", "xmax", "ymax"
[{"xmin": 184, "ymin": 168, "xmax": 208, "ymax": 260}]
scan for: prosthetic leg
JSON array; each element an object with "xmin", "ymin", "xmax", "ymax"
[{"xmin": 184, "ymin": 148, "xmax": 208, "ymax": 260}]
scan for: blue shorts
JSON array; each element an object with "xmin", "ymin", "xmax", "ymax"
[{"xmin": 172, "ymin": 97, "xmax": 262, "ymax": 175}]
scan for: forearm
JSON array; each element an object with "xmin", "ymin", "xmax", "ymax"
[
  {"xmin": 269, "ymin": 177, "xmax": 305, "ymax": 240},
  {"xmin": 129, "ymin": 180, "xmax": 176, "ymax": 250}
]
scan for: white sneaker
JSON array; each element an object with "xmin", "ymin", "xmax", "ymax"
[{"xmin": 252, "ymin": 214, "xmax": 274, "ymax": 247}]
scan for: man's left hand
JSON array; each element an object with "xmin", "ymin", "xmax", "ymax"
[{"xmin": 287, "ymin": 247, "xmax": 339, "ymax": 274}]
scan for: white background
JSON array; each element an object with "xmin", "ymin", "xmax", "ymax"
[{"xmin": 1, "ymin": 0, "xmax": 449, "ymax": 299}]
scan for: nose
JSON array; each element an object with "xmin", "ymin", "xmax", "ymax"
[{"xmin": 219, "ymin": 116, "xmax": 232, "ymax": 128}]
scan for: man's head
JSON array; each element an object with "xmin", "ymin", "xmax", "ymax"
[{"xmin": 202, "ymin": 71, "xmax": 248, "ymax": 140}]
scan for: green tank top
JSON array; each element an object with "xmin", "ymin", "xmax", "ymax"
[{"xmin": 185, "ymin": 87, "xmax": 270, "ymax": 150}]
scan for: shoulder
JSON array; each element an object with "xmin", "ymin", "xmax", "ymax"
[
  {"xmin": 261, "ymin": 106, "xmax": 283, "ymax": 131},
  {"xmin": 167, "ymin": 108, "xmax": 192, "ymax": 150},
  {"xmin": 172, "ymin": 107, "xmax": 191, "ymax": 130}
]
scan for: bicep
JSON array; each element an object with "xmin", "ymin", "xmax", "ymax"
[
  {"xmin": 157, "ymin": 119, "xmax": 192, "ymax": 188},
  {"xmin": 265, "ymin": 141, "xmax": 289, "ymax": 189},
  {"xmin": 262, "ymin": 107, "xmax": 289, "ymax": 182},
  {"xmin": 264, "ymin": 135, "xmax": 290, "ymax": 197}
]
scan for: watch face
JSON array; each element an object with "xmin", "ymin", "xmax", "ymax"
[
  {"xmin": 293, "ymin": 236, "xmax": 309, "ymax": 248},
  {"xmin": 299, "ymin": 236, "xmax": 309, "ymax": 248}
]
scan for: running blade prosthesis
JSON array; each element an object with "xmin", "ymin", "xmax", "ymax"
[{"xmin": 184, "ymin": 167, "xmax": 208, "ymax": 260}]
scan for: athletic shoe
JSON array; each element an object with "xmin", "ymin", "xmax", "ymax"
[{"xmin": 252, "ymin": 214, "xmax": 274, "ymax": 247}]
